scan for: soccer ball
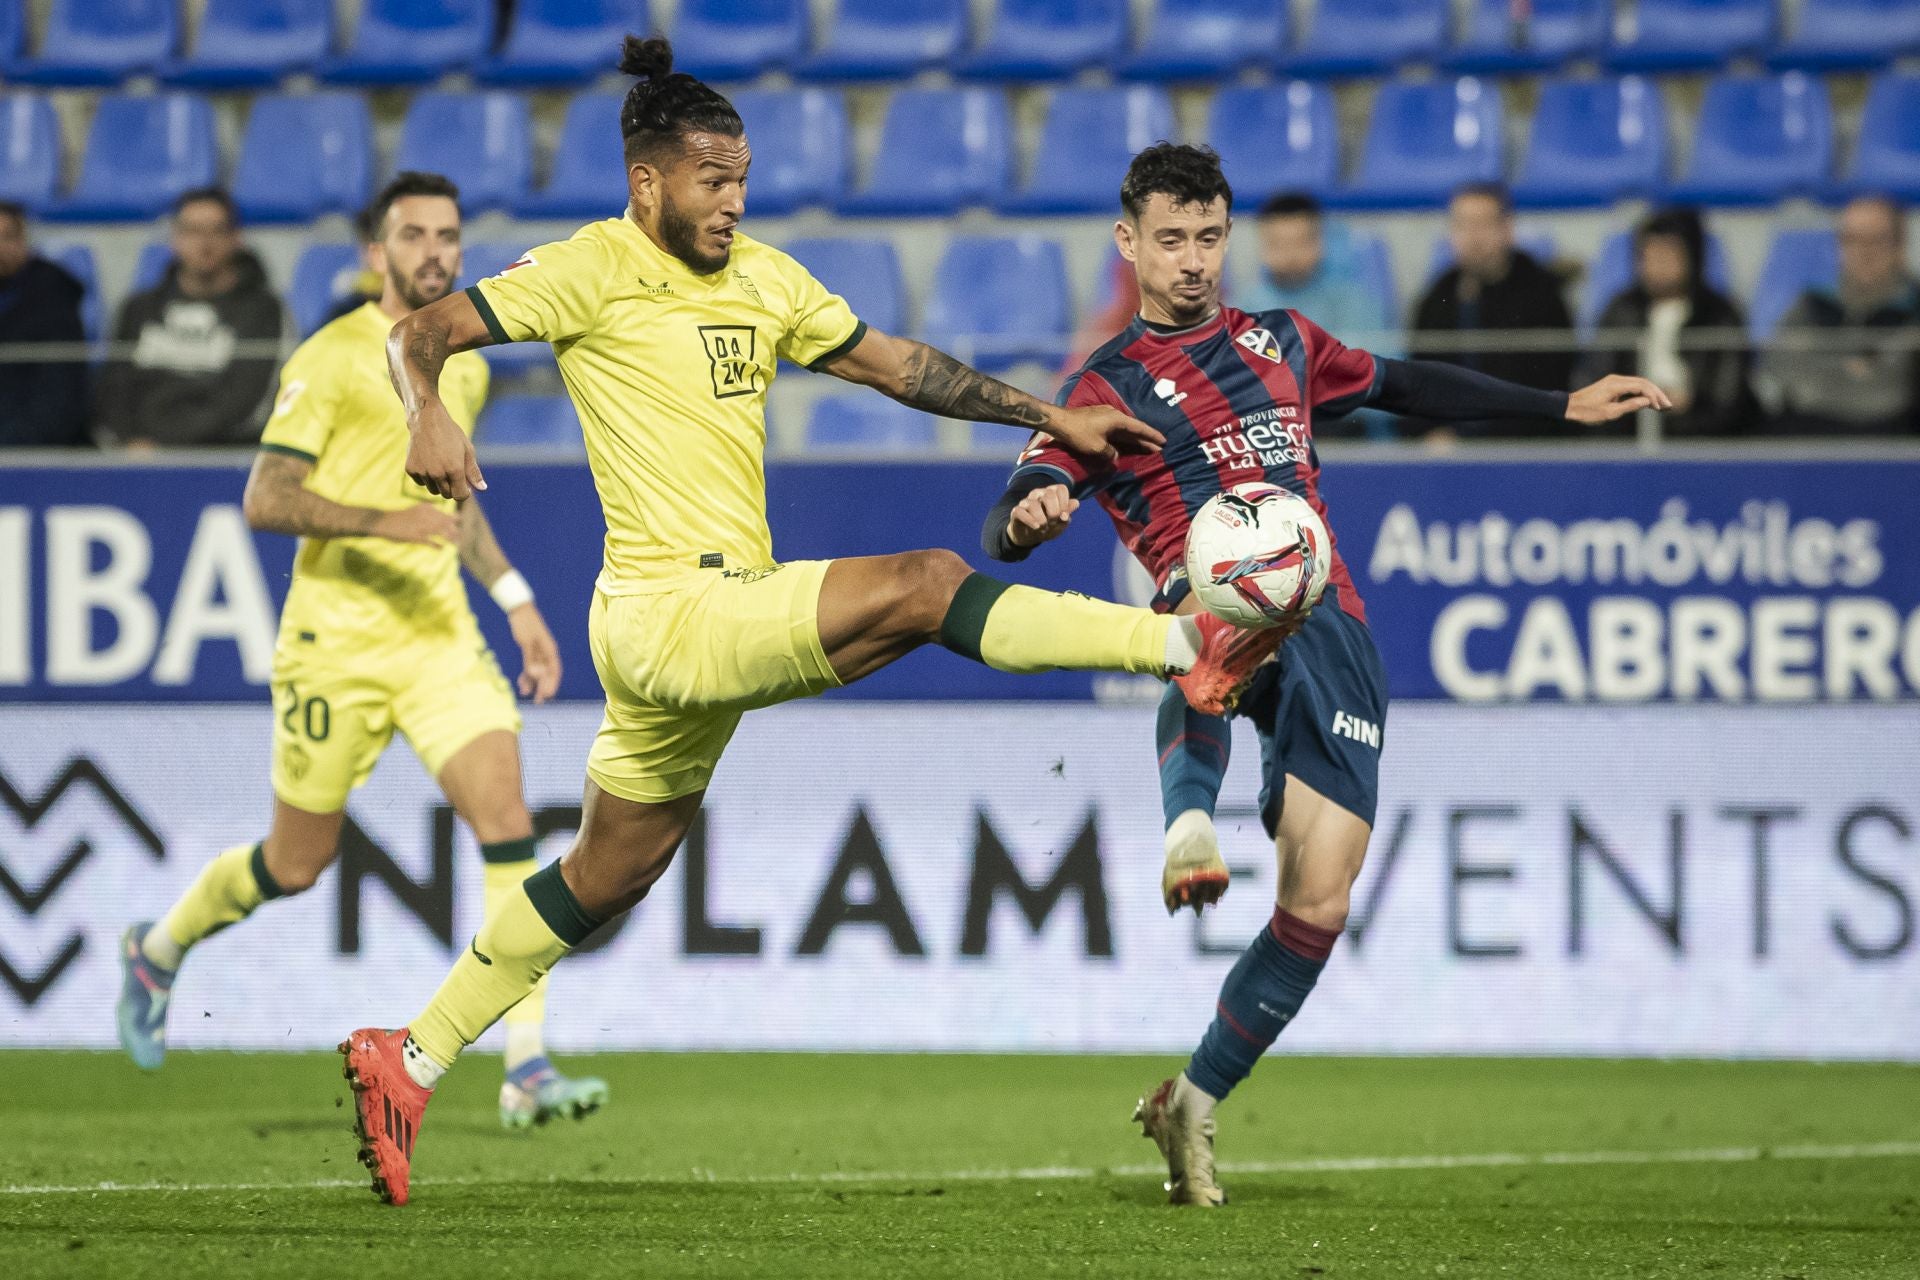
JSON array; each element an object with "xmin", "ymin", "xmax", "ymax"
[{"xmin": 1184, "ymin": 483, "xmax": 1332, "ymax": 629}]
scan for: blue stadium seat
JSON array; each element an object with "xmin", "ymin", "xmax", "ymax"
[
  {"xmin": 781, "ymin": 238, "xmax": 906, "ymax": 336},
  {"xmin": 289, "ymin": 243, "xmax": 365, "ymax": 336},
  {"xmin": 47, "ymin": 93, "xmax": 218, "ymax": 222},
  {"xmin": 324, "ymin": 0, "xmax": 494, "ymax": 85},
  {"xmin": 460, "ymin": 243, "xmax": 561, "ymax": 374},
  {"xmin": 1578, "ymin": 228, "xmax": 1733, "ymax": 332},
  {"xmin": 133, "ymin": 240, "xmax": 172, "ymax": 292},
  {"xmin": 163, "ymin": 0, "xmax": 332, "ymax": 87},
  {"xmin": 1608, "ymin": 0, "xmax": 1773, "ymax": 71},
  {"xmin": 478, "ymin": 396, "xmax": 584, "ymax": 454},
  {"xmin": 996, "ymin": 87, "xmax": 1175, "ymax": 216},
  {"xmin": 1513, "ymin": 76, "xmax": 1666, "ymax": 208},
  {"xmin": 41, "ymin": 243, "xmax": 103, "ymax": 342},
  {"xmin": 514, "ymin": 93, "xmax": 625, "ymax": 219},
  {"xmin": 0, "ymin": 1, "xmax": 22, "ymax": 74},
  {"xmin": 1352, "ymin": 233, "xmax": 1399, "ymax": 330},
  {"xmin": 1342, "ymin": 79, "xmax": 1505, "ymax": 210},
  {"xmin": 1205, "ymin": 82, "xmax": 1338, "ymax": 205},
  {"xmin": 232, "ymin": 93, "xmax": 374, "ymax": 224},
  {"xmin": 838, "ymin": 89, "xmax": 1011, "ymax": 216},
  {"xmin": 9, "ymin": 0, "xmax": 177, "ymax": 85},
  {"xmin": 1748, "ymin": 229, "xmax": 1839, "ymax": 339},
  {"xmin": 1770, "ymin": 0, "xmax": 1920, "ymax": 70},
  {"xmin": 1449, "ymin": 0, "xmax": 1609, "ymax": 73},
  {"xmin": 479, "ymin": 0, "xmax": 648, "ymax": 86},
  {"xmin": 1427, "ymin": 231, "xmax": 1558, "ymax": 285},
  {"xmin": 804, "ymin": 395, "xmax": 939, "ymax": 453},
  {"xmin": 730, "ymin": 89, "xmax": 847, "ymax": 215},
  {"xmin": 672, "ymin": 0, "xmax": 807, "ymax": 81},
  {"xmin": 797, "ymin": 0, "xmax": 966, "ymax": 81},
  {"xmin": 1282, "ymin": 0, "xmax": 1447, "ymax": 77},
  {"xmin": 923, "ymin": 236, "xmax": 1072, "ymax": 373},
  {"xmin": 0, "ymin": 95, "xmax": 62, "ymax": 211},
  {"xmin": 1837, "ymin": 74, "xmax": 1920, "ymax": 201},
  {"xmin": 1666, "ymin": 73, "xmax": 1832, "ymax": 205},
  {"xmin": 1116, "ymin": 0, "xmax": 1287, "ymax": 80},
  {"xmin": 954, "ymin": 0, "xmax": 1129, "ymax": 81},
  {"xmin": 392, "ymin": 92, "xmax": 534, "ymax": 213}
]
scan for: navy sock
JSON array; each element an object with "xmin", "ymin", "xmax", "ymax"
[
  {"xmin": 1186, "ymin": 909, "xmax": 1340, "ymax": 1101},
  {"xmin": 1156, "ymin": 681, "xmax": 1231, "ymax": 827}
]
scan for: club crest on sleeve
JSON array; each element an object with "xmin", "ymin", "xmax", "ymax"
[{"xmin": 1236, "ymin": 328, "xmax": 1283, "ymax": 363}]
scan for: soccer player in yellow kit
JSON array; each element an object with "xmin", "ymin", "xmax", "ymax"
[
  {"xmin": 117, "ymin": 173, "xmax": 609, "ymax": 1130},
  {"xmin": 339, "ymin": 37, "xmax": 1251, "ymax": 1204}
]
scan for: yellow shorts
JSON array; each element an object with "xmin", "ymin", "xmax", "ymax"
[
  {"xmin": 587, "ymin": 560, "xmax": 840, "ymax": 804},
  {"xmin": 270, "ymin": 635, "xmax": 522, "ymax": 813}
]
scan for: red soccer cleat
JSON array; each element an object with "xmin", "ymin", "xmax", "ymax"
[
  {"xmin": 339, "ymin": 1027, "xmax": 433, "ymax": 1206},
  {"xmin": 1173, "ymin": 612, "xmax": 1289, "ymax": 717}
]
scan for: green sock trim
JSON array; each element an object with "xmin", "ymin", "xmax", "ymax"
[
  {"xmin": 938, "ymin": 573, "xmax": 1013, "ymax": 665},
  {"xmin": 479, "ymin": 835, "xmax": 539, "ymax": 865},
  {"xmin": 248, "ymin": 842, "xmax": 285, "ymax": 901},
  {"xmin": 523, "ymin": 862, "xmax": 600, "ymax": 947}
]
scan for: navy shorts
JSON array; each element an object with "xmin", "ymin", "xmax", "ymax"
[{"xmin": 1237, "ymin": 586, "xmax": 1389, "ymax": 835}]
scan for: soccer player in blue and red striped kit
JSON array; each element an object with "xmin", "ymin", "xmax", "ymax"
[{"xmin": 982, "ymin": 144, "xmax": 1669, "ymax": 1206}]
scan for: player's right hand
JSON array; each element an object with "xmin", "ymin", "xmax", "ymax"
[
  {"xmin": 1007, "ymin": 483, "xmax": 1079, "ymax": 548},
  {"xmin": 405, "ymin": 400, "xmax": 487, "ymax": 500},
  {"xmin": 372, "ymin": 503, "xmax": 459, "ymax": 546}
]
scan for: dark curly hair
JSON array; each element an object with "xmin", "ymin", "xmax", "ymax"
[
  {"xmin": 1120, "ymin": 143, "xmax": 1233, "ymax": 220},
  {"xmin": 618, "ymin": 35, "xmax": 743, "ymax": 166}
]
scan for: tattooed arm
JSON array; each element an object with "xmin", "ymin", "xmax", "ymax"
[
  {"xmin": 387, "ymin": 290, "xmax": 496, "ymax": 501},
  {"xmin": 459, "ymin": 497, "xmax": 563, "ymax": 702},
  {"xmin": 456, "ymin": 496, "xmax": 514, "ymax": 588},
  {"xmin": 242, "ymin": 450, "xmax": 457, "ymax": 545},
  {"xmin": 817, "ymin": 328, "xmax": 1164, "ymax": 459}
]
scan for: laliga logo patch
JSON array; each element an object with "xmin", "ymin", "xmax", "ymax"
[{"xmin": 1236, "ymin": 327, "xmax": 1283, "ymax": 364}]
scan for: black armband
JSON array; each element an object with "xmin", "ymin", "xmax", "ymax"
[
  {"xmin": 980, "ymin": 471, "xmax": 1065, "ymax": 563},
  {"xmin": 1374, "ymin": 357, "xmax": 1569, "ymax": 423}
]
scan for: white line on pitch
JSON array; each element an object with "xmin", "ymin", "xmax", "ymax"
[{"xmin": 5, "ymin": 1140, "xmax": 1918, "ymax": 1198}]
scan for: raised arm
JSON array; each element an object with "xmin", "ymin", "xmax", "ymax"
[
  {"xmin": 242, "ymin": 449, "xmax": 457, "ymax": 545},
  {"xmin": 388, "ymin": 289, "xmax": 496, "ymax": 501},
  {"xmin": 458, "ymin": 498, "xmax": 561, "ymax": 703}
]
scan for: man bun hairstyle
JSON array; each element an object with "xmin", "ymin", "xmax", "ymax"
[
  {"xmin": 1120, "ymin": 143, "xmax": 1233, "ymax": 220},
  {"xmin": 618, "ymin": 35, "xmax": 743, "ymax": 166}
]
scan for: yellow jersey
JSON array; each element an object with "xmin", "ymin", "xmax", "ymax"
[
  {"xmin": 467, "ymin": 217, "xmax": 863, "ymax": 595},
  {"xmin": 259, "ymin": 301, "xmax": 491, "ymax": 657}
]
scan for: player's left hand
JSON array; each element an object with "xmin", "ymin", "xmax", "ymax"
[
  {"xmin": 508, "ymin": 604, "xmax": 561, "ymax": 703},
  {"xmin": 1046, "ymin": 404, "xmax": 1164, "ymax": 462},
  {"xmin": 1565, "ymin": 374, "xmax": 1674, "ymax": 424}
]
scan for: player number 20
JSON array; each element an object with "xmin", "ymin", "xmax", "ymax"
[{"xmin": 278, "ymin": 685, "xmax": 331, "ymax": 742}]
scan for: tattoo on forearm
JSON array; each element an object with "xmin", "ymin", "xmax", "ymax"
[
  {"xmin": 457, "ymin": 499, "xmax": 513, "ymax": 585},
  {"xmin": 387, "ymin": 315, "xmax": 452, "ymax": 407},
  {"xmin": 245, "ymin": 453, "xmax": 385, "ymax": 539},
  {"xmin": 896, "ymin": 342, "xmax": 1050, "ymax": 427}
]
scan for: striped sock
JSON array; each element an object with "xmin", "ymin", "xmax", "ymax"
[{"xmin": 1185, "ymin": 908, "xmax": 1339, "ymax": 1102}]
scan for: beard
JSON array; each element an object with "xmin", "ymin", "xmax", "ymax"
[
  {"xmin": 659, "ymin": 195, "xmax": 729, "ymax": 275},
  {"xmin": 391, "ymin": 262, "xmax": 451, "ymax": 312}
]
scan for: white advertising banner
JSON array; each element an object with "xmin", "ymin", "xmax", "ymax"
[{"xmin": 1, "ymin": 702, "xmax": 1915, "ymax": 1059}]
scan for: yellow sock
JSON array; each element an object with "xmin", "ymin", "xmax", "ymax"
[
  {"xmin": 940, "ymin": 575, "xmax": 1173, "ymax": 676},
  {"xmin": 146, "ymin": 842, "xmax": 282, "ymax": 965},
  {"xmin": 481, "ymin": 846, "xmax": 548, "ymax": 1066},
  {"xmin": 408, "ymin": 862, "xmax": 596, "ymax": 1069}
]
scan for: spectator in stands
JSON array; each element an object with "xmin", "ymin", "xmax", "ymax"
[
  {"xmin": 96, "ymin": 187, "xmax": 284, "ymax": 449},
  {"xmin": 0, "ymin": 201, "xmax": 91, "ymax": 447},
  {"xmin": 1585, "ymin": 208, "xmax": 1754, "ymax": 436},
  {"xmin": 1409, "ymin": 182, "xmax": 1575, "ymax": 438},
  {"xmin": 1760, "ymin": 195, "xmax": 1919, "ymax": 435}
]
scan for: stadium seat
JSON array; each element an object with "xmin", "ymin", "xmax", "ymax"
[
  {"xmin": 1608, "ymin": 0, "xmax": 1774, "ymax": 71},
  {"xmin": 392, "ymin": 92, "xmax": 534, "ymax": 214},
  {"xmin": 1770, "ymin": 0, "xmax": 1920, "ymax": 70},
  {"xmin": 1666, "ymin": 73, "xmax": 1832, "ymax": 206},
  {"xmin": 1427, "ymin": 231, "xmax": 1559, "ymax": 285},
  {"xmin": 796, "ymin": 0, "xmax": 966, "ymax": 81},
  {"xmin": 1449, "ymin": 0, "xmax": 1610, "ymax": 73},
  {"xmin": 804, "ymin": 395, "xmax": 939, "ymax": 453},
  {"xmin": 1748, "ymin": 229, "xmax": 1839, "ymax": 340},
  {"xmin": 8, "ymin": 0, "xmax": 177, "ymax": 85},
  {"xmin": 996, "ymin": 86, "xmax": 1175, "ymax": 216},
  {"xmin": 1282, "ymin": 0, "xmax": 1447, "ymax": 78},
  {"xmin": 923, "ymin": 236, "xmax": 1072, "ymax": 373},
  {"xmin": 1577, "ymin": 228, "xmax": 1733, "ymax": 332},
  {"xmin": 837, "ymin": 89, "xmax": 1011, "ymax": 216},
  {"xmin": 0, "ymin": 95, "xmax": 62, "ymax": 211},
  {"xmin": 1116, "ymin": 0, "xmax": 1288, "ymax": 80},
  {"xmin": 41, "ymin": 243, "xmax": 104, "ymax": 342},
  {"xmin": 1352, "ymin": 234, "xmax": 1399, "ymax": 330},
  {"xmin": 1205, "ymin": 82, "xmax": 1339, "ymax": 205},
  {"xmin": 729, "ymin": 89, "xmax": 847, "ymax": 215},
  {"xmin": 672, "ymin": 0, "xmax": 807, "ymax": 81},
  {"xmin": 162, "ymin": 0, "xmax": 332, "ymax": 87},
  {"xmin": 514, "ymin": 93, "xmax": 626, "ymax": 219},
  {"xmin": 288, "ymin": 243, "xmax": 366, "ymax": 337},
  {"xmin": 324, "ymin": 0, "xmax": 495, "ymax": 85},
  {"xmin": 478, "ymin": 0, "xmax": 647, "ymax": 85},
  {"xmin": 133, "ymin": 240, "xmax": 172, "ymax": 292},
  {"xmin": 1512, "ymin": 76, "xmax": 1667, "ymax": 208},
  {"xmin": 232, "ymin": 93, "xmax": 375, "ymax": 224},
  {"xmin": 478, "ymin": 396, "xmax": 584, "ymax": 454},
  {"xmin": 460, "ymin": 243, "xmax": 561, "ymax": 374},
  {"xmin": 46, "ymin": 93, "xmax": 218, "ymax": 222},
  {"xmin": 0, "ymin": 1, "xmax": 22, "ymax": 74},
  {"xmin": 1341, "ymin": 79, "xmax": 1505, "ymax": 210},
  {"xmin": 1836, "ymin": 74, "xmax": 1920, "ymax": 201},
  {"xmin": 954, "ymin": 0, "xmax": 1129, "ymax": 81},
  {"xmin": 781, "ymin": 238, "xmax": 907, "ymax": 336}
]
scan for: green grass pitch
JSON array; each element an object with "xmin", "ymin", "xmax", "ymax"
[{"xmin": 3, "ymin": 1052, "xmax": 1917, "ymax": 1278}]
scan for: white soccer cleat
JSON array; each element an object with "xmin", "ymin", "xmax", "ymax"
[
  {"xmin": 1133, "ymin": 1072, "xmax": 1226, "ymax": 1207},
  {"xmin": 1162, "ymin": 809, "xmax": 1230, "ymax": 915}
]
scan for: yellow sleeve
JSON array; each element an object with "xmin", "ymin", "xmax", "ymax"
[
  {"xmin": 447, "ymin": 356, "xmax": 490, "ymax": 433},
  {"xmin": 466, "ymin": 234, "xmax": 610, "ymax": 345},
  {"xmin": 257, "ymin": 338, "xmax": 341, "ymax": 462},
  {"xmin": 773, "ymin": 256, "xmax": 866, "ymax": 369}
]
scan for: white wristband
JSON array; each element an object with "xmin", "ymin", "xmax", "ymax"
[{"xmin": 489, "ymin": 569, "xmax": 534, "ymax": 614}]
